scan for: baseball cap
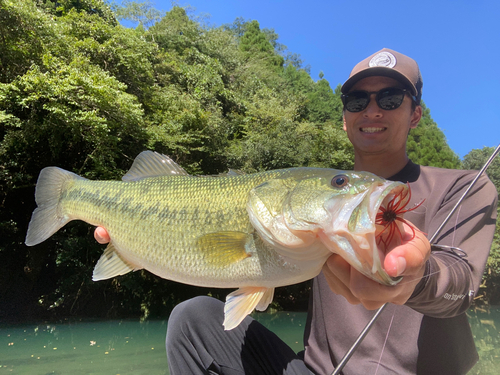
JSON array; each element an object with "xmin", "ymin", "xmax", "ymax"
[{"xmin": 341, "ymin": 48, "xmax": 423, "ymax": 104}]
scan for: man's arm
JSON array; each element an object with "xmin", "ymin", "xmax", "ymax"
[
  {"xmin": 405, "ymin": 174, "xmax": 498, "ymax": 317},
  {"xmin": 324, "ymin": 173, "xmax": 497, "ymax": 316}
]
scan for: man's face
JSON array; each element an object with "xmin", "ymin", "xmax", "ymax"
[{"xmin": 343, "ymin": 76, "xmax": 422, "ymax": 157}]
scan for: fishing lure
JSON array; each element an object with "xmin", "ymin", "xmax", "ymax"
[{"xmin": 375, "ymin": 184, "xmax": 424, "ymax": 249}]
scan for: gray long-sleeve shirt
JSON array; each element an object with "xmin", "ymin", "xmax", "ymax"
[{"xmin": 303, "ymin": 161, "xmax": 498, "ymax": 375}]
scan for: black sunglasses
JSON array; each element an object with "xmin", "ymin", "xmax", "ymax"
[{"xmin": 341, "ymin": 87, "xmax": 417, "ymax": 113}]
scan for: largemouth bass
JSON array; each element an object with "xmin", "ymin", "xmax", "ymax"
[{"xmin": 26, "ymin": 151, "xmax": 408, "ymax": 329}]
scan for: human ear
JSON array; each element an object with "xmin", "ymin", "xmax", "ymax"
[{"xmin": 410, "ymin": 105, "xmax": 422, "ymax": 129}]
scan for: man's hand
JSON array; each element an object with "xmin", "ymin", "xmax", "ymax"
[
  {"xmin": 94, "ymin": 226, "xmax": 110, "ymax": 244},
  {"xmin": 322, "ymin": 222, "xmax": 430, "ymax": 310}
]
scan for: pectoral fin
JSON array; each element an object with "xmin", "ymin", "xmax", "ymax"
[
  {"xmin": 223, "ymin": 287, "xmax": 275, "ymax": 330},
  {"xmin": 93, "ymin": 243, "xmax": 139, "ymax": 281},
  {"xmin": 196, "ymin": 232, "xmax": 252, "ymax": 267}
]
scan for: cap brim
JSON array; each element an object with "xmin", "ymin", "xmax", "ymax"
[{"xmin": 341, "ymin": 67, "xmax": 417, "ymax": 95}]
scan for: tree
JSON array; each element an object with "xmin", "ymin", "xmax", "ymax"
[
  {"xmin": 0, "ymin": 0, "xmax": 146, "ymax": 321},
  {"xmin": 239, "ymin": 20, "xmax": 284, "ymax": 73},
  {"xmin": 407, "ymin": 103, "xmax": 461, "ymax": 169},
  {"xmin": 0, "ymin": 0, "xmax": 59, "ymax": 83},
  {"xmin": 112, "ymin": 0, "xmax": 164, "ymax": 28},
  {"xmin": 74, "ymin": 12, "xmax": 156, "ymax": 98},
  {"xmin": 41, "ymin": 0, "xmax": 117, "ymax": 23}
]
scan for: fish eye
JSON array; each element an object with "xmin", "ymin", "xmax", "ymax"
[{"xmin": 331, "ymin": 175, "xmax": 349, "ymax": 188}]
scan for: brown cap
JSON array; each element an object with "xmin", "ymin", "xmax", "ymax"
[{"xmin": 341, "ymin": 48, "xmax": 423, "ymax": 104}]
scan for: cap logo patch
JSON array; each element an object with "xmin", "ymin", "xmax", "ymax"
[{"xmin": 369, "ymin": 52, "xmax": 397, "ymax": 68}]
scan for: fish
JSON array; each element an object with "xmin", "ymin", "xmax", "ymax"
[{"xmin": 25, "ymin": 151, "xmax": 409, "ymax": 329}]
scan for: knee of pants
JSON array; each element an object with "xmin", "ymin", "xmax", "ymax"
[{"xmin": 166, "ymin": 296, "xmax": 224, "ymax": 348}]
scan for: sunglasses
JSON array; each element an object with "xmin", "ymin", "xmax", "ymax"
[{"xmin": 341, "ymin": 87, "xmax": 417, "ymax": 113}]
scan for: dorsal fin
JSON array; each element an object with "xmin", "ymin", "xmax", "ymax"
[
  {"xmin": 211, "ymin": 169, "xmax": 245, "ymax": 177},
  {"xmin": 227, "ymin": 169, "xmax": 246, "ymax": 176},
  {"xmin": 122, "ymin": 151, "xmax": 189, "ymax": 181}
]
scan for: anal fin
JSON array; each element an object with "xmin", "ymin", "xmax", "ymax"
[
  {"xmin": 93, "ymin": 243, "xmax": 139, "ymax": 281},
  {"xmin": 223, "ymin": 286, "xmax": 275, "ymax": 330}
]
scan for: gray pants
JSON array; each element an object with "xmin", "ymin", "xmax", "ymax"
[{"xmin": 166, "ymin": 296, "xmax": 314, "ymax": 375}]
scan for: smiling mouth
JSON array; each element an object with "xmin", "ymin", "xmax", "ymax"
[{"xmin": 360, "ymin": 127, "xmax": 386, "ymax": 133}]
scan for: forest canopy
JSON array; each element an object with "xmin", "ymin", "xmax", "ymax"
[{"xmin": 1, "ymin": 0, "xmax": 493, "ymax": 322}]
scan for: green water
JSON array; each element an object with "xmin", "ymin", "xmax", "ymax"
[{"xmin": 1, "ymin": 308, "xmax": 499, "ymax": 375}]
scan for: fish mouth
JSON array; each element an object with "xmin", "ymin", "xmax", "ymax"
[{"xmin": 322, "ymin": 181, "xmax": 407, "ymax": 286}]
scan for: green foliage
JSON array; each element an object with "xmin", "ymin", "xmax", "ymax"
[
  {"xmin": 61, "ymin": 8, "xmax": 156, "ymax": 100},
  {"xmin": 463, "ymin": 147, "xmax": 500, "ymax": 194},
  {"xmin": 112, "ymin": 0, "xmax": 164, "ymax": 28},
  {"xmin": 0, "ymin": 0, "xmax": 464, "ymax": 321},
  {"xmin": 0, "ymin": 0, "xmax": 57, "ymax": 82},
  {"xmin": 0, "ymin": 56, "xmax": 146, "ymax": 178},
  {"xmin": 281, "ymin": 67, "xmax": 343, "ymax": 124},
  {"xmin": 41, "ymin": 0, "xmax": 117, "ymax": 23},
  {"xmin": 239, "ymin": 20, "xmax": 284, "ymax": 74},
  {"xmin": 304, "ymin": 80, "xmax": 342, "ymax": 124}
]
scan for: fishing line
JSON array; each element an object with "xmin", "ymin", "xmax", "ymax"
[
  {"xmin": 451, "ymin": 206, "xmax": 462, "ymax": 247},
  {"xmin": 331, "ymin": 143, "xmax": 500, "ymax": 375},
  {"xmin": 373, "ymin": 306, "xmax": 395, "ymax": 375}
]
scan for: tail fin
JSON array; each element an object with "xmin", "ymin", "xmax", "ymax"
[{"xmin": 25, "ymin": 167, "xmax": 83, "ymax": 246}]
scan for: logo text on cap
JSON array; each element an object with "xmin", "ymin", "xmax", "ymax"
[{"xmin": 369, "ymin": 52, "xmax": 397, "ymax": 68}]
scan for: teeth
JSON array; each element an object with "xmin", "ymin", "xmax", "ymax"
[{"xmin": 361, "ymin": 127, "xmax": 384, "ymax": 133}]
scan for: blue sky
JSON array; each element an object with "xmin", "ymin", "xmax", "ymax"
[{"xmin": 116, "ymin": 0, "xmax": 500, "ymax": 159}]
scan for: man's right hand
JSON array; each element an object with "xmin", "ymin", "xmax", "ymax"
[{"xmin": 322, "ymin": 221, "xmax": 430, "ymax": 310}]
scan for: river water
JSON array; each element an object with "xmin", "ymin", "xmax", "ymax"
[{"xmin": 1, "ymin": 307, "xmax": 499, "ymax": 374}]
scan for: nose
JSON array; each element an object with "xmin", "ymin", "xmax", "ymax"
[{"xmin": 363, "ymin": 94, "xmax": 383, "ymax": 118}]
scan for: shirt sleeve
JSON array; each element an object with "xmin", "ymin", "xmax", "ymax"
[{"xmin": 405, "ymin": 173, "xmax": 497, "ymax": 317}]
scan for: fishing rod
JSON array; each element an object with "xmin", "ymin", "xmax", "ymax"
[{"xmin": 332, "ymin": 143, "xmax": 500, "ymax": 375}]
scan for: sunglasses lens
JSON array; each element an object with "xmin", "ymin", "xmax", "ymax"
[
  {"xmin": 343, "ymin": 88, "xmax": 408, "ymax": 112},
  {"xmin": 377, "ymin": 88, "xmax": 405, "ymax": 110},
  {"xmin": 344, "ymin": 92, "xmax": 369, "ymax": 112}
]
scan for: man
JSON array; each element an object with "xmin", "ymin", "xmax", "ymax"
[
  {"xmin": 303, "ymin": 49, "xmax": 497, "ymax": 375},
  {"xmin": 94, "ymin": 48, "xmax": 497, "ymax": 374}
]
